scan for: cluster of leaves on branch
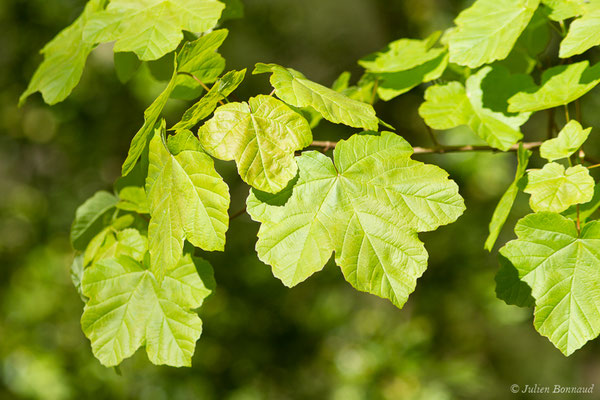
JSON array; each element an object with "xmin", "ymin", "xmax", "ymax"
[{"xmin": 21, "ymin": 0, "xmax": 600, "ymax": 366}]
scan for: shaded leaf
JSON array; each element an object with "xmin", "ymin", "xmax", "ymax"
[
  {"xmin": 71, "ymin": 191, "xmax": 118, "ymax": 251},
  {"xmin": 485, "ymin": 144, "xmax": 532, "ymax": 250}
]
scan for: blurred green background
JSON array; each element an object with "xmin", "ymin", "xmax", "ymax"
[{"xmin": 2, "ymin": 0, "xmax": 600, "ymax": 399}]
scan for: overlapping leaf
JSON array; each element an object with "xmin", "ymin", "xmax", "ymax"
[
  {"xmin": 419, "ymin": 66, "xmax": 531, "ymax": 150},
  {"xmin": 172, "ymin": 69, "xmax": 246, "ymax": 132},
  {"xmin": 485, "ymin": 144, "xmax": 532, "ymax": 250},
  {"xmin": 146, "ymin": 125, "xmax": 230, "ymax": 281},
  {"xmin": 253, "ymin": 63, "xmax": 378, "ymax": 130},
  {"xmin": 500, "ymin": 213, "xmax": 600, "ymax": 355},
  {"xmin": 358, "ymin": 32, "xmax": 448, "ymax": 100},
  {"xmin": 524, "ymin": 163, "xmax": 595, "ymax": 212},
  {"xmin": 541, "ymin": 0, "xmax": 584, "ymax": 20},
  {"xmin": 71, "ymin": 190, "xmax": 118, "ymax": 251},
  {"xmin": 247, "ymin": 132, "xmax": 465, "ymax": 308},
  {"xmin": 19, "ymin": 0, "xmax": 107, "ymax": 105},
  {"xmin": 508, "ymin": 61, "xmax": 600, "ymax": 112},
  {"xmin": 173, "ymin": 29, "xmax": 228, "ymax": 99},
  {"xmin": 447, "ymin": 0, "xmax": 540, "ymax": 68},
  {"xmin": 198, "ymin": 95, "xmax": 312, "ymax": 193},
  {"xmin": 122, "ymin": 59, "xmax": 178, "ymax": 175},
  {"xmin": 559, "ymin": 0, "xmax": 600, "ymax": 58},
  {"xmin": 83, "ymin": 0, "xmax": 225, "ymax": 61},
  {"xmin": 540, "ymin": 120, "xmax": 591, "ymax": 161},
  {"xmin": 81, "ymin": 253, "xmax": 213, "ymax": 366}
]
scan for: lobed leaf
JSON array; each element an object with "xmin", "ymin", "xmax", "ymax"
[
  {"xmin": 19, "ymin": 0, "xmax": 108, "ymax": 105},
  {"xmin": 198, "ymin": 95, "xmax": 312, "ymax": 193},
  {"xmin": 253, "ymin": 63, "xmax": 378, "ymax": 130},
  {"xmin": 524, "ymin": 163, "xmax": 595, "ymax": 213},
  {"xmin": 508, "ymin": 61, "xmax": 600, "ymax": 113},
  {"xmin": 81, "ymin": 253, "xmax": 212, "ymax": 366},
  {"xmin": 247, "ymin": 132, "xmax": 465, "ymax": 308},
  {"xmin": 559, "ymin": 0, "xmax": 600, "ymax": 58},
  {"xmin": 500, "ymin": 212, "xmax": 600, "ymax": 355},
  {"xmin": 83, "ymin": 0, "xmax": 225, "ymax": 61},
  {"xmin": 146, "ymin": 125, "xmax": 230, "ymax": 281},
  {"xmin": 447, "ymin": 0, "xmax": 540, "ymax": 68},
  {"xmin": 71, "ymin": 190, "xmax": 118, "ymax": 251},
  {"xmin": 540, "ymin": 120, "xmax": 591, "ymax": 161},
  {"xmin": 419, "ymin": 66, "xmax": 531, "ymax": 150}
]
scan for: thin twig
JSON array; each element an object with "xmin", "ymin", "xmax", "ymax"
[
  {"xmin": 564, "ymin": 104, "xmax": 570, "ymax": 122},
  {"xmin": 587, "ymin": 163, "xmax": 600, "ymax": 170},
  {"xmin": 178, "ymin": 71, "xmax": 225, "ymax": 105},
  {"xmin": 547, "ymin": 108, "xmax": 555, "ymax": 139},
  {"xmin": 425, "ymin": 125, "xmax": 441, "ymax": 149},
  {"xmin": 370, "ymin": 79, "xmax": 379, "ymax": 105},
  {"xmin": 310, "ymin": 140, "xmax": 336, "ymax": 152},
  {"xmin": 230, "ymin": 206, "xmax": 247, "ymax": 220}
]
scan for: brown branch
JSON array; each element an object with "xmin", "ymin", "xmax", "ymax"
[
  {"xmin": 230, "ymin": 206, "xmax": 247, "ymax": 220},
  {"xmin": 177, "ymin": 71, "xmax": 225, "ymax": 105},
  {"xmin": 309, "ymin": 140, "xmax": 543, "ymax": 154}
]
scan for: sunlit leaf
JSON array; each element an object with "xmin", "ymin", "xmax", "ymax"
[
  {"xmin": 559, "ymin": 0, "xmax": 600, "ymax": 57},
  {"xmin": 19, "ymin": 0, "xmax": 108, "ymax": 105},
  {"xmin": 253, "ymin": 63, "xmax": 378, "ymax": 130},
  {"xmin": 83, "ymin": 0, "xmax": 225, "ymax": 61},
  {"xmin": 247, "ymin": 132, "xmax": 465, "ymax": 308},
  {"xmin": 198, "ymin": 95, "xmax": 312, "ymax": 193},
  {"xmin": 540, "ymin": 120, "xmax": 591, "ymax": 161},
  {"xmin": 485, "ymin": 144, "xmax": 532, "ymax": 250},
  {"xmin": 508, "ymin": 61, "xmax": 600, "ymax": 112},
  {"xmin": 146, "ymin": 125, "xmax": 230, "ymax": 281},
  {"xmin": 448, "ymin": 0, "xmax": 540, "ymax": 68},
  {"xmin": 524, "ymin": 163, "xmax": 595, "ymax": 213},
  {"xmin": 419, "ymin": 66, "xmax": 531, "ymax": 150},
  {"xmin": 81, "ymin": 253, "xmax": 212, "ymax": 366},
  {"xmin": 500, "ymin": 212, "xmax": 600, "ymax": 355}
]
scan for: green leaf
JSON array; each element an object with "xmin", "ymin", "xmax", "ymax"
[
  {"xmin": 371, "ymin": 52, "xmax": 448, "ymax": 101},
  {"xmin": 83, "ymin": 0, "xmax": 225, "ymax": 61},
  {"xmin": 253, "ymin": 63, "xmax": 378, "ymax": 130},
  {"xmin": 500, "ymin": 212, "xmax": 600, "ymax": 355},
  {"xmin": 419, "ymin": 67, "xmax": 531, "ymax": 150},
  {"xmin": 485, "ymin": 144, "xmax": 532, "ymax": 250},
  {"xmin": 563, "ymin": 184, "xmax": 600, "ymax": 221},
  {"xmin": 71, "ymin": 191, "xmax": 118, "ymax": 251},
  {"xmin": 166, "ymin": 130, "xmax": 203, "ymax": 154},
  {"xmin": 19, "ymin": 0, "xmax": 107, "ymax": 105},
  {"xmin": 121, "ymin": 58, "xmax": 178, "ymax": 176},
  {"xmin": 198, "ymin": 95, "xmax": 312, "ymax": 193},
  {"xmin": 146, "ymin": 124, "xmax": 230, "ymax": 281},
  {"xmin": 508, "ymin": 61, "xmax": 600, "ymax": 113},
  {"xmin": 559, "ymin": 0, "xmax": 600, "ymax": 57},
  {"xmin": 171, "ymin": 69, "xmax": 246, "ymax": 132},
  {"xmin": 84, "ymin": 227, "xmax": 148, "ymax": 267},
  {"xmin": 541, "ymin": 0, "xmax": 585, "ymax": 20},
  {"xmin": 447, "ymin": 0, "xmax": 540, "ymax": 68},
  {"xmin": 247, "ymin": 132, "xmax": 465, "ymax": 308},
  {"xmin": 540, "ymin": 120, "xmax": 591, "ymax": 161},
  {"xmin": 495, "ymin": 7, "xmax": 551, "ymax": 74},
  {"xmin": 173, "ymin": 29, "xmax": 228, "ymax": 100},
  {"xmin": 71, "ymin": 254, "xmax": 87, "ymax": 302},
  {"xmin": 524, "ymin": 163, "xmax": 595, "ymax": 213},
  {"xmin": 116, "ymin": 187, "xmax": 149, "ymax": 214},
  {"xmin": 81, "ymin": 253, "xmax": 212, "ymax": 366},
  {"xmin": 220, "ymin": 0, "xmax": 245, "ymax": 22},
  {"xmin": 359, "ymin": 32, "xmax": 444, "ymax": 73},
  {"xmin": 114, "ymin": 52, "xmax": 141, "ymax": 83},
  {"xmin": 495, "ymin": 255, "xmax": 534, "ymax": 307}
]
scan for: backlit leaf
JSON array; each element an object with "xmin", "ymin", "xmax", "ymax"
[{"xmin": 540, "ymin": 120, "xmax": 591, "ymax": 161}]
